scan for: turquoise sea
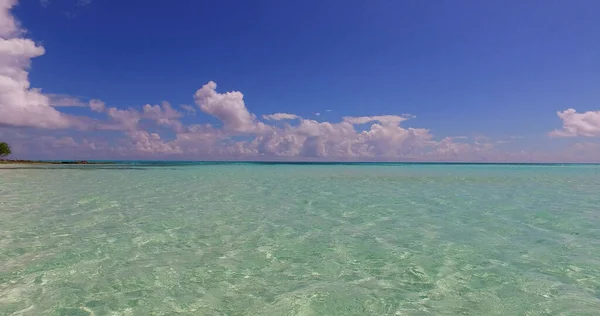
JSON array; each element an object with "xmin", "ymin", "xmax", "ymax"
[{"xmin": 1, "ymin": 163, "xmax": 600, "ymax": 315}]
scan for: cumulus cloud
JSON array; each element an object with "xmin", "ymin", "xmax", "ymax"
[
  {"xmin": 0, "ymin": 0, "xmax": 18, "ymax": 37},
  {"xmin": 89, "ymin": 100, "xmax": 185, "ymax": 132},
  {"xmin": 3, "ymin": 0, "xmax": 596, "ymax": 162},
  {"xmin": 262, "ymin": 113, "xmax": 300, "ymax": 121},
  {"xmin": 242, "ymin": 113, "xmax": 433, "ymax": 158},
  {"xmin": 0, "ymin": 0, "xmax": 74, "ymax": 128},
  {"xmin": 422, "ymin": 136, "xmax": 496, "ymax": 161},
  {"xmin": 174, "ymin": 124, "xmax": 222, "ymax": 156},
  {"xmin": 142, "ymin": 101, "xmax": 183, "ymax": 131},
  {"xmin": 89, "ymin": 99, "xmax": 105, "ymax": 112},
  {"xmin": 104, "ymin": 107, "xmax": 140, "ymax": 131},
  {"xmin": 143, "ymin": 102, "xmax": 180, "ymax": 120},
  {"xmin": 431, "ymin": 137, "xmax": 471, "ymax": 157},
  {"xmin": 550, "ymin": 108, "xmax": 600, "ymax": 137},
  {"xmin": 357, "ymin": 124, "xmax": 431, "ymax": 157},
  {"xmin": 194, "ymin": 81, "xmax": 265, "ymax": 133},
  {"xmin": 128, "ymin": 130, "xmax": 182, "ymax": 154},
  {"xmin": 0, "ymin": 2, "xmax": 532, "ymax": 160}
]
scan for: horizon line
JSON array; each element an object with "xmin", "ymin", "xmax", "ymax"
[{"xmin": 3, "ymin": 159, "xmax": 600, "ymax": 165}]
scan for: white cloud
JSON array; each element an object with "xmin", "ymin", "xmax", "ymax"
[
  {"xmin": 343, "ymin": 115, "xmax": 412, "ymax": 126},
  {"xmin": 105, "ymin": 107, "xmax": 140, "ymax": 130},
  {"xmin": 48, "ymin": 94, "xmax": 86, "ymax": 107},
  {"xmin": 142, "ymin": 102, "xmax": 181, "ymax": 121},
  {"xmin": 3, "ymin": 0, "xmax": 597, "ymax": 162},
  {"xmin": 87, "ymin": 100, "xmax": 186, "ymax": 132},
  {"xmin": 244, "ymin": 115, "xmax": 433, "ymax": 158},
  {"xmin": 262, "ymin": 113, "xmax": 300, "ymax": 121},
  {"xmin": 0, "ymin": 4, "xmax": 528, "ymax": 160},
  {"xmin": 180, "ymin": 104, "xmax": 196, "ymax": 115},
  {"xmin": 128, "ymin": 130, "xmax": 182, "ymax": 154},
  {"xmin": 194, "ymin": 81, "xmax": 266, "ymax": 133},
  {"xmin": 431, "ymin": 137, "xmax": 471, "ymax": 157},
  {"xmin": 93, "ymin": 101, "xmax": 185, "ymax": 133},
  {"xmin": 0, "ymin": 0, "xmax": 73, "ymax": 129},
  {"xmin": 89, "ymin": 99, "xmax": 105, "ymax": 112},
  {"xmin": 142, "ymin": 101, "xmax": 183, "ymax": 131},
  {"xmin": 0, "ymin": 0, "xmax": 19, "ymax": 38},
  {"xmin": 176, "ymin": 124, "xmax": 220, "ymax": 144},
  {"xmin": 550, "ymin": 108, "xmax": 600, "ymax": 137}
]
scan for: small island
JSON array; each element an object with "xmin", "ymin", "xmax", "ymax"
[{"xmin": 0, "ymin": 142, "xmax": 113, "ymax": 164}]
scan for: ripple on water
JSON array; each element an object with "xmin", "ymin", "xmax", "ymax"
[{"xmin": 1, "ymin": 164, "xmax": 600, "ymax": 315}]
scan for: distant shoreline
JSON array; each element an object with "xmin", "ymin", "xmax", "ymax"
[
  {"xmin": 0, "ymin": 159, "xmax": 114, "ymax": 165},
  {"xmin": 0, "ymin": 160, "xmax": 597, "ymax": 166}
]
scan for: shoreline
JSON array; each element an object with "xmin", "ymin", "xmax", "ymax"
[
  {"xmin": 0, "ymin": 160, "xmax": 597, "ymax": 166},
  {"xmin": 0, "ymin": 159, "xmax": 114, "ymax": 165}
]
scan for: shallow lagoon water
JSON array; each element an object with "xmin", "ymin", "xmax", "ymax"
[{"xmin": 1, "ymin": 163, "xmax": 600, "ymax": 315}]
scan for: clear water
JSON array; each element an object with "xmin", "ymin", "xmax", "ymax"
[{"xmin": 1, "ymin": 163, "xmax": 600, "ymax": 315}]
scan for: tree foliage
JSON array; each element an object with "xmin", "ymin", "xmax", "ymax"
[{"xmin": 0, "ymin": 142, "xmax": 11, "ymax": 158}]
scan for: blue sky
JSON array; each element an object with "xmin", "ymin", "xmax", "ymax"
[{"xmin": 1, "ymin": 0, "xmax": 600, "ymax": 161}]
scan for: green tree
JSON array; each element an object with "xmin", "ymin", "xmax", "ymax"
[{"xmin": 0, "ymin": 142, "xmax": 11, "ymax": 158}]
